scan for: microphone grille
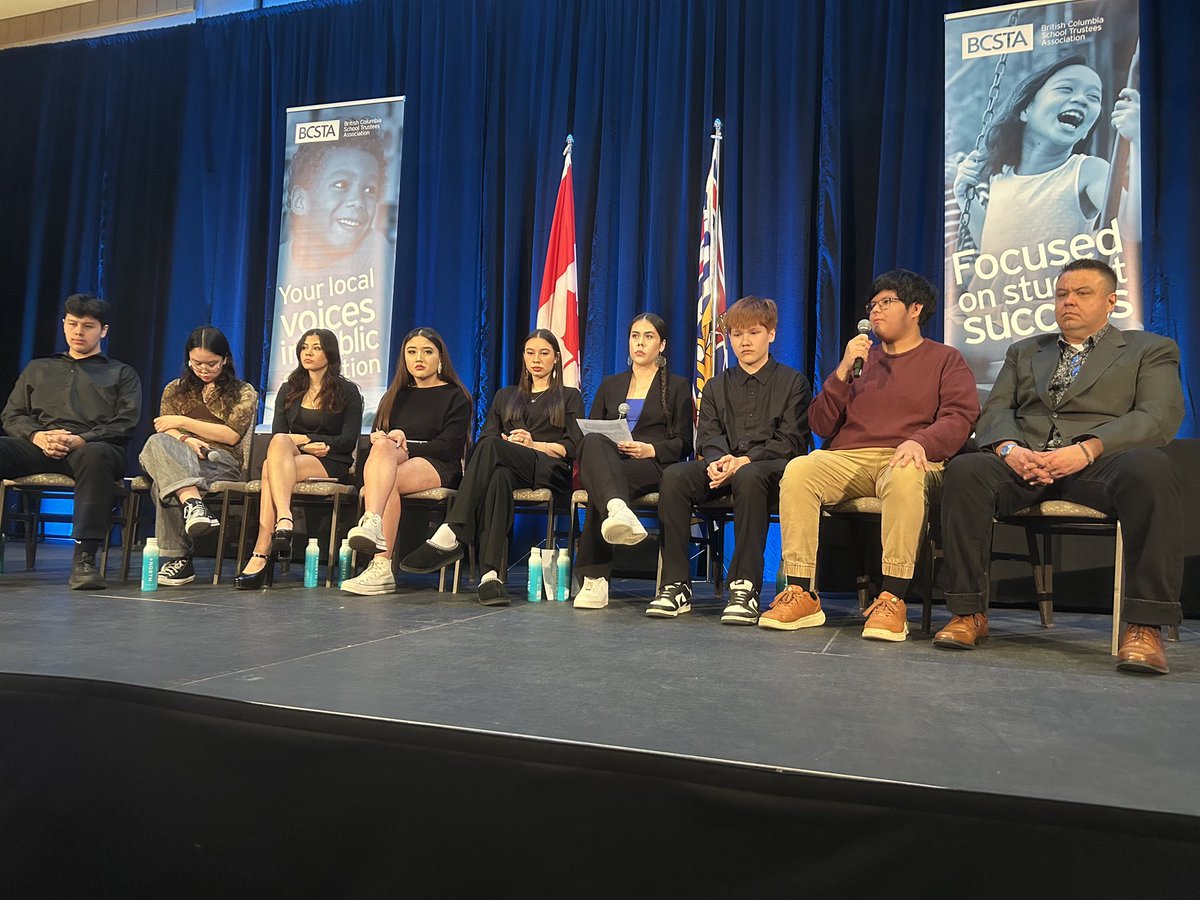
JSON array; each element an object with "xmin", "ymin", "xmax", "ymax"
[
  {"xmin": 856, "ymin": 319, "xmax": 873, "ymax": 335},
  {"xmin": 618, "ymin": 402, "xmax": 630, "ymax": 418}
]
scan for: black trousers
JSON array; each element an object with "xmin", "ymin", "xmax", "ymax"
[
  {"xmin": 939, "ymin": 447, "xmax": 1184, "ymax": 626},
  {"xmin": 658, "ymin": 457, "xmax": 788, "ymax": 590},
  {"xmin": 0, "ymin": 437, "xmax": 126, "ymax": 542},
  {"xmin": 575, "ymin": 433, "xmax": 662, "ymax": 579},
  {"xmin": 445, "ymin": 434, "xmax": 570, "ymax": 577}
]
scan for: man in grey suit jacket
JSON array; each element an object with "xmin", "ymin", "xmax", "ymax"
[{"xmin": 934, "ymin": 258, "xmax": 1184, "ymax": 674}]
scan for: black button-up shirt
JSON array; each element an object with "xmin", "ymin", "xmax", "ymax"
[
  {"xmin": 696, "ymin": 357, "xmax": 811, "ymax": 462},
  {"xmin": 2, "ymin": 352, "xmax": 142, "ymax": 447}
]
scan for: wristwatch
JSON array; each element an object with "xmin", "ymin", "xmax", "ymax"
[{"xmin": 998, "ymin": 441, "xmax": 1018, "ymax": 459}]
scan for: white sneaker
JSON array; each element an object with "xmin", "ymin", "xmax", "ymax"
[
  {"xmin": 348, "ymin": 512, "xmax": 387, "ymax": 555},
  {"xmin": 573, "ymin": 576, "xmax": 609, "ymax": 609},
  {"xmin": 600, "ymin": 503, "xmax": 648, "ymax": 546},
  {"xmin": 340, "ymin": 557, "xmax": 396, "ymax": 595}
]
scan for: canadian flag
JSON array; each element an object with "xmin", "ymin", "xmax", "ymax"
[{"xmin": 536, "ymin": 136, "xmax": 581, "ymax": 388}]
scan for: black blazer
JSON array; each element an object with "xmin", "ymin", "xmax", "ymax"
[
  {"xmin": 588, "ymin": 370, "xmax": 694, "ymax": 465},
  {"xmin": 272, "ymin": 378, "xmax": 364, "ymax": 469}
]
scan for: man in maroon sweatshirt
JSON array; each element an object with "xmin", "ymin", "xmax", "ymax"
[{"xmin": 760, "ymin": 270, "xmax": 979, "ymax": 641}]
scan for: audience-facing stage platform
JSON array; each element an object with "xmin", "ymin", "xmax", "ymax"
[{"xmin": 2, "ymin": 545, "xmax": 1198, "ymax": 893}]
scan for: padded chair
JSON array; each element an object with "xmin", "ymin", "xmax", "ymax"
[
  {"xmin": 818, "ymin": 496, "xmax": 938, "ymax": 635},
  {"xmin": 388, "ymin": 486, "xmax": 461, "ymax": 592},
  {"xmin": 0, "ymin": 475, "xmax": 130, "ymax": 576},
  {"xmin": 995, "ymin": 501, "xmax": 1177, "ymax": 655},
  {"xmin": 231, "ymin": 432, "xmax": 361, "ymax": 589},
  {"xmin": 119, "ymin": 398, "xmax": 258, "ymax": 585}
]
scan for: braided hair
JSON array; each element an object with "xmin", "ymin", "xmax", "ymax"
[{"xmin": 630, "ymin": 312, "xmax": 674, "ymax": 439}]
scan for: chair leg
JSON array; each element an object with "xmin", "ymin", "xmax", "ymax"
[
  {"xmin": 919, "ymin": 531, "xmax": 935, "ymax": 636},
  {"xmin": 325, "ymin": 495, "xmax": 342, "ymax": 588},
  {"xmin": 235, "ymin": 495, "xmax": 254, "ymax": 577},
  {"xmin": 120, "ymin": 492, "xmax": 139, "ymax": 585},
  {"xmin": 1111, "ymin": 522, "xmax": 1125, "ymax": 656},
  {"xmin": 1024, "ymin": 527, "xmax": 1054, "ymax": 627},
  {"xmin": 212, "ymin": 492, "xmax": 233, "ymax": 585},
  {"xmin": 26, "ymin": 491, "xmax": 41, "ymax": 570},
  {"xmin": 1168, "ymin": 625, "xmax": 1180, "ymax": 642}
]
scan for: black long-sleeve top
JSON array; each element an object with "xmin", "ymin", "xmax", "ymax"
[
  {"xmin": 482, "ymin": 386, "xmax": 585, "ymax": 459},
  {"xmin": 272, "ymin": 378, "xmax": 364, "ymax": 469},
  {"xmin": 382, "ymin": 383, "xmax": 471, "ymax": 466},
  {"xmin": 2, "ymin": 352, "xmax": 142, "ymax": 447},
  {"xmin": 696, "ymin": 357, "xmax": 811, "ymax": 462},
  {"xmin": 587, "ymin": 370, "xmax": 694, "ymax": 465}
]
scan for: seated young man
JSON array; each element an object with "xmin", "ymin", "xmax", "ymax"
[
  {"xmin": 649, "ymin": 296, "xmax": 810, "ymax": 625},
  {"xmin": 0, "ymin": 293, "xmax": 142, "ymax": 590},
  {"xmin": 762, "ymin": 270, "xmax": 978, "ymax": 640}
]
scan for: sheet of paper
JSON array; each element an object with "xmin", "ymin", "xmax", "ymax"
[{"xmin": 576, "ymin": 418, "xmax": 634, "ymax": 443}]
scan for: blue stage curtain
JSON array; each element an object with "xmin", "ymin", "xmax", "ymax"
[{"xmin": 0, "ymin": 0, "xmax": 1195, "ymax": 439}]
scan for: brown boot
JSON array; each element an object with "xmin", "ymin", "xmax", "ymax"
[
  {"xmin": 933, "ymin": 613, "xmax": 989, "ymax": 649},
  {"xmin": 1116, "ymin": 623, "xmax": 1168, "ymax": 675}
]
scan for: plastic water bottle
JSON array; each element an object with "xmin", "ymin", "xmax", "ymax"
[
  {"xmin": 526, "ymin": 547, "xmax": 543, "ymax": 602},
  {"xmin": 141, "ymin": 537, "xmax": 159, "ymax": 592},
  {"xmin": 304, "ymin": 538, "xmax": 320, "ymax": 588},
  {"xmin": 337, "ymin": 538, "xmax": 353, "ymax": 587},
  {"xmin": 556, "ymin": 549, "xmax": 570, "ymax": 602}
]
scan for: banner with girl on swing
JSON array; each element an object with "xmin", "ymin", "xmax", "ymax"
[{"xmin": 945, "ymin": 0, "xmax": 1140, "ymax": 394}]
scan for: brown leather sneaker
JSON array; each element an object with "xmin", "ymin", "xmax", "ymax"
[
  {"xmin": 933, "ymin": 613, "xmax": 989, "ymax": 649},
  {"xmin": 862, "ymin": 592, "xmax": 909, "ymax": 642},
  {"xmin": 1116, "ymin": 623, "xmax": 1168, "ymax": 675},
  {"xmin": 758, "ymin": 585, "xmax": 825, "ymax": 631}
]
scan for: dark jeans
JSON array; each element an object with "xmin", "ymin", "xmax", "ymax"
[
  {"xmin": 939, "ymin": 447, "xmax": 1183, "ymax": 626},
  {"xmin": 0, "ymin": 437, "xmax": 126, "ymax": 542},
  {"xmin": 445, "ymin": 434, "xmax": 570, "ymax": 577},
  {"xmin": 658, "ymin": 457, "xmax": 788, "ymax": 591},
  {"xmin": 575, "ymin": 432, "xmax": 662, "ymax": 579}
]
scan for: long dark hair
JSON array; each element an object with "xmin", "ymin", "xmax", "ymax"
[
  {"xmin": 980, "ymin": 55, "xmax": 1101, "ymax": 182},
  {"xmin": 630, "ymin": 312, "xmax": 676, "ymax": 440},
  {"xmin": 283, "ymin": 328, "xmax": 350, "ymax": 413},
  {"xmin": 375, "ymin": 327, "xmax": 472, "ymax": 431},
  {"xmin": 503, "ymin": 329, "xmax": 567, "ymax": 429},
  {"xmin": 179, "ymin": 326, "xmax": 242, "ymax": 407}
]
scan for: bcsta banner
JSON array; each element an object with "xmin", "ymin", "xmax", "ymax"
[
  {"xmin": 945, "ymin": 0, "xmax": 1140, "ymax": 395},
  {"xmin": 265, "ymin": 96, "xmax": 405, "ymax": 428}
]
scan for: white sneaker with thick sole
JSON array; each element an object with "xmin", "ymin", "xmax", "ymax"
[
  {"xmin": 340, "ymin": 557, "xmax": 397, "ymax": 595},
  {"xmin": 600, "ymin": 503, "xmax": 648, "ymax": 546},
  {"xmin": 348, "ymin": 512, "xmax": 388, "ymax": 555},
  {"xmin": 573, "ymin": 576, "xmax": 609, "ymax": 609}
]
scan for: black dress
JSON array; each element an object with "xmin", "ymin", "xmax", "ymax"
[
  {"xmin": 377, "ymin": 383, "xmax": 471, "ymax": 488},
  {"xmin": 273, "ymin": 379, "xmax": 365, "ymax": 483}
]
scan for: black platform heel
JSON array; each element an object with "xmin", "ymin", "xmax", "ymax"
[
  {"xmin": 272, "ymin": 516, "xmax": 294, "ymax": 563},
  {"xmin": 234, "ymin": 552, "xmax": 274, "ymax": 590}
]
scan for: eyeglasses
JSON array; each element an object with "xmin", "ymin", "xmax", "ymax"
[
  {"xmin": 188, "ymin": 358, "xmax": 225, "ymax": 372},
  {"xmin": 865, "ymin": 297, "xmax": 902, "ymax": 315}
]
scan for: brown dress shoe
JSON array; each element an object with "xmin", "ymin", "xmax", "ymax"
[
  {"xmin": 1116, "ymin": 623, "xmax": 1168, "ymax": 675},
  {"xmin": 933, "ymin": 613, "xmax": 989, "ymax": 649}
]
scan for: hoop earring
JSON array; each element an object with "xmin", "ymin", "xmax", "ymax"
[{"xmin": 626, "ymin": 354, "xmax": 634, "ymax": 367}]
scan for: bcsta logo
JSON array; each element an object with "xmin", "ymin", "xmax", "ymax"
[
  {"xmin": 295, "ymin": 119, "xmax": 342, "ymax": 144},
  {"xmin": 961, "ymin": 24, "xmax": 1034, "ymax": 60}
]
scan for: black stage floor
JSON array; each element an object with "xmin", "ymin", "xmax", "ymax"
[{"xmin": 3, "ymin": 545, "xmax": 1199, "ymax": 820}]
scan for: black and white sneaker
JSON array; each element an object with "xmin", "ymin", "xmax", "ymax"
[
  {"xmin": 721, "ymin": 579, "xmax": 760, "ymax": 625},
  {"xmin": 646, "ymin": 582, "xmax": 692, "ymax": 618},
  {"xmin": 183, "ymin": 499, "xmax": 219, "ymax": 537},
  {"xmin": 158, "ymin": 556, "xmax": 196, "ymax": 586}
]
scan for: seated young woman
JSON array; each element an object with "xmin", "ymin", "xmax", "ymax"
[
  {"xmin": 573, "ymin": 312, "xmax": 693, "ymax": 609},
  {"xmin": 234, "ymin": 329, "xmax": 363, "ymax": 589},
  {"xmin": 399, "ymin": 329, "xmax": 584, "ymax": 606},
  {"xmin": 139, "ymin": 326, "xmax": 257, "ymax": 586},
  {"xmin": 340, "ymin": 327, "xmax": 472, "ymax": 595}
]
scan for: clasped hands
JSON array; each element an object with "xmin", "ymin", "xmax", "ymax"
[
  {"xmin": 706, "ymin": 454, "xmax": 750, "ymax": 488},
  {"xmin": 1004, "ymin": 444, "xmax": 1091, "ymax": 485},
  {"xmin": 32, "ymin": 429, "xmax": 83, "ymax": 459}
]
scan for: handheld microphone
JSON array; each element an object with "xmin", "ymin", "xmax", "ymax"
[
  {"xmin": 618, "ymin": 402, "xmax": 630, "ymax": 420},
  {"xmin": 852, "ymin": 319, "xmax": 872, "ymax": 379}
]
